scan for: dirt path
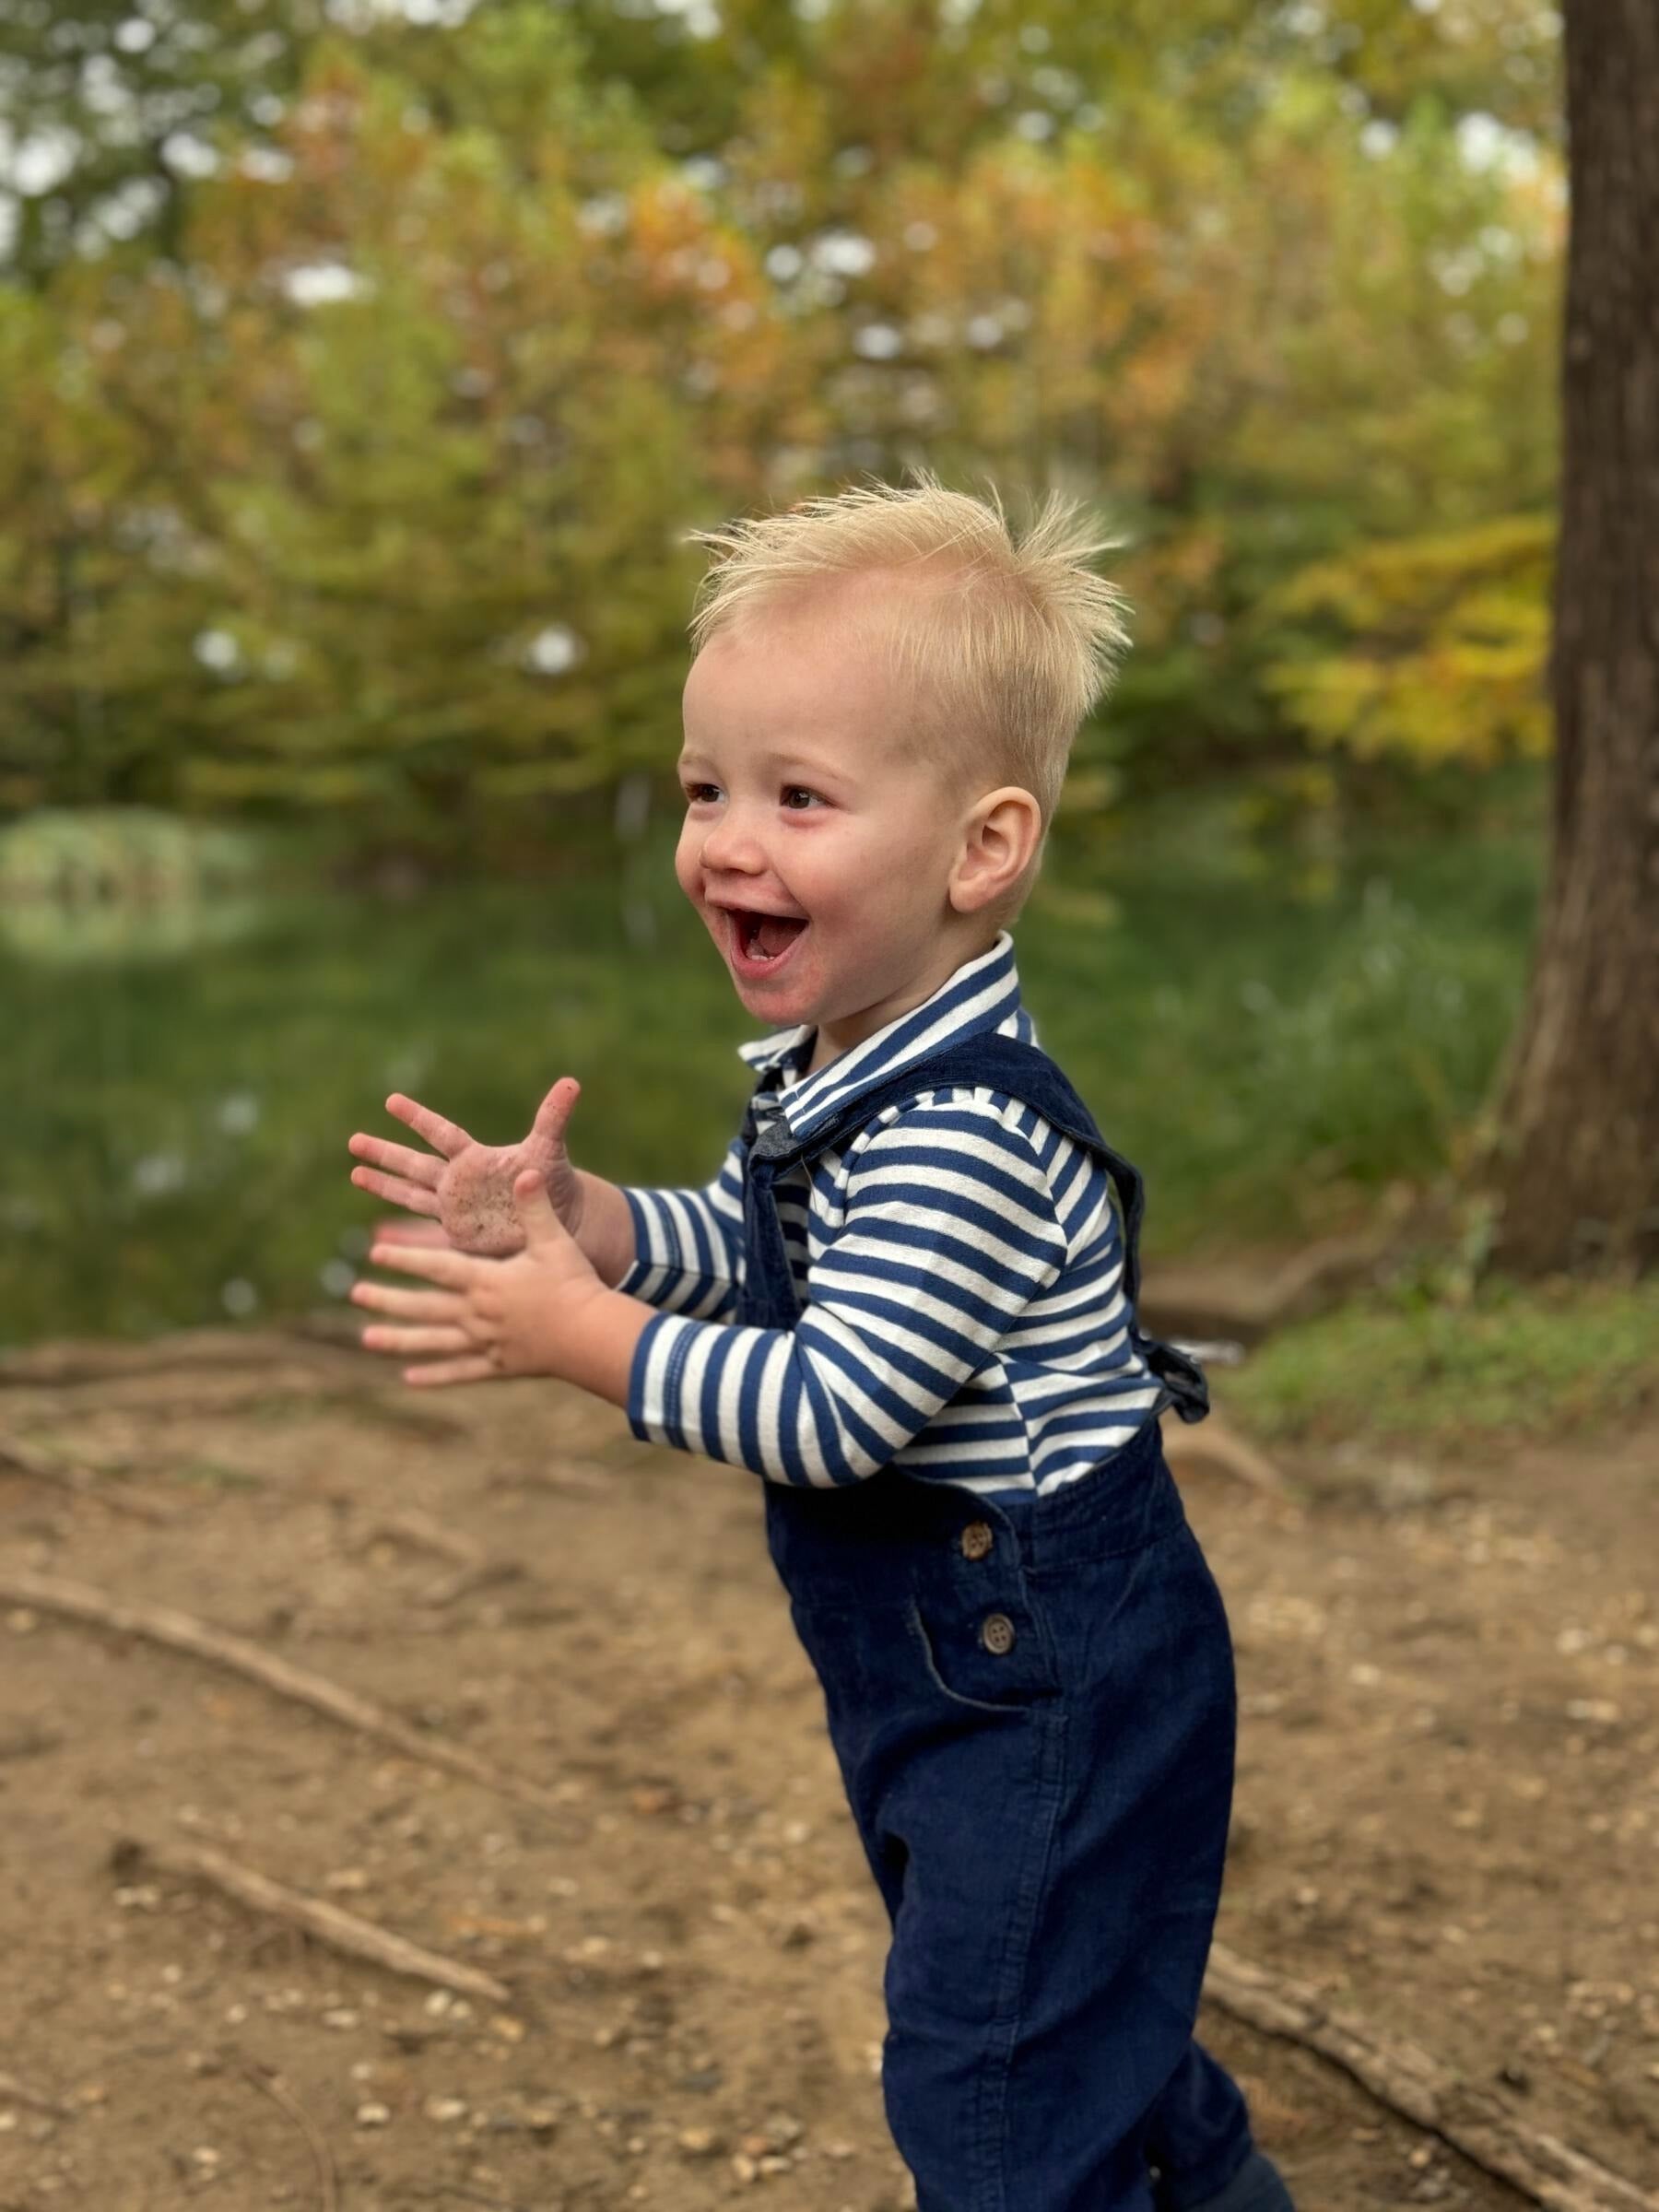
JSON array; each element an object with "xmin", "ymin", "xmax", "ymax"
[{"xmin": 1, "ymin": 1326, "xmax": 1654, "ymax": 2212}]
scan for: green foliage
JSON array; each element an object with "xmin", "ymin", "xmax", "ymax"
[
  {"xmin": 1227, "ymin": 1272, "xmax": 1659, "ymax": 1453},
  {"xmin": 0, "ymin": 2, "xmax": 1565, "ymax": 840}
]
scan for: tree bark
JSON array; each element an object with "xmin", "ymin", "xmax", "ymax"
[{"xmin": 1486, "ymin": 0, "xmax": 1659, "ymax": 1276}]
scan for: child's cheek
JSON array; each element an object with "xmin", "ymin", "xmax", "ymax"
[{"xmin": 672, "ymin": 833, "xmax": 701, "ymax": 907}]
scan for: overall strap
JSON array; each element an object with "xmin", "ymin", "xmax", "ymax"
[{"xmin": 736, "ymin": 1033, "xmax": 1210, "ymax": 1424}]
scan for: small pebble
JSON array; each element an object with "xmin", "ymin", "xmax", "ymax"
[{"xmin": 1566, "ymin": 1699, "xmax": 1619, "ymax": 1724}]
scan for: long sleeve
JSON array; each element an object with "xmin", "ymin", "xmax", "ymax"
[
  {"xmin": 625, "ymin": 1100, "xmax": 1070, "ymax": 1485},
  {"xmin": 613, "ymin": 1136, "xmax": 747, "ymax": 1320}
]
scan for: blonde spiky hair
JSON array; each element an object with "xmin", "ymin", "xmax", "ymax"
[{"xmin": 680, "ymin": 466, "xmax": 1134, "ymax": 923}]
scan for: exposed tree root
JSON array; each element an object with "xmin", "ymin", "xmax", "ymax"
[
  {"xmin": 0, "ymin": 1433, "xmax": 176, "ymax": 1524},
  {"xmin": 112, "ymin": 1834, "xmax": 512, "ymax": 2007},
  {"xmin": 1204, "ymin": 1942, "xmax": 1653, "ymax": 2212},
  {"xmin": 0, "ymin": 2068, "xmax": 70, "ymax": 2115},
  {"xmin": 0, "ymin": 1568, "xmax": 569, "ymax": 1817}
]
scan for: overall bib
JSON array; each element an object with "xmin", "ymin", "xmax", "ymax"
[{"xmin": 735, "ymin": 1032, "xmax": 1257, "ymax": 2212}]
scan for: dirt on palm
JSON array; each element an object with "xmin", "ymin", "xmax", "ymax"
[{"xmin": 1, "ymin": 1322, "xmax": 1655, "ymax": 2212}]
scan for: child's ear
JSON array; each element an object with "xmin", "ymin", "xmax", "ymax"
[{"xmin": 948, "ymin": 787, "xmax": 1041, "ymax": 914}]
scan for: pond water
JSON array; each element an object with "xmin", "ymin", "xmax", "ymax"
[{"xmin": 1, "ymin": 809, "xmax": 1543, "ymax": 1347}]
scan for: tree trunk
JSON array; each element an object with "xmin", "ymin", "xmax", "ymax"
[{"xmin": 1486, "ymin": 0, "xmax": 1659, "ymax": 1277}]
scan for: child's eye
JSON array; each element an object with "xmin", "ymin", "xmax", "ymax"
[{"xmin": 681, "ymin": 782, "xmax": 823, "ymax": 809}]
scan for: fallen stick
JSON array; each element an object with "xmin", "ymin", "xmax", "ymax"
[
  {"xmin": 113, "ymin": 1836, "xmax": 511, "ymax": 2006},
  {"xmin": 1161, "ymin": 1410, "xmax": 1287, "ymax": 1497},
  {"xmin": 1203, "ymin": 1942, "xmax": 1653, "ymax": 2212},
  {"xmin": 237, "ymin": 2057, "xmax": 339, "ymax": 2212},
  {"xmin": 418, "ymin": 1559, "xmax": 526, "ymax": 1611},
  {"xmin": 0, "ymin": 2068, "xmax": 70, "ymax": 2115},
  {"xmin": 0, "ymin": 1569, "xmax": 567, "ymax": 1817},
  {"xmin": 0, "ymin": 1434, "xmax": 175, "ymax": 1524},
  {"xmin": 358, "ymin": 1507, "xmax": 484, "ymax": 1568},
  {"xmin": 351, "ymin": 1508, "xmax": 528, "ymax": 1608}
]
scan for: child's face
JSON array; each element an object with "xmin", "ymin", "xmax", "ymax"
[{"xmin": 676, "ymin": 597, "xmax": 982, "ymax": 1063}]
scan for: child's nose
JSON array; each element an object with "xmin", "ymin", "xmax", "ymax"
[{"xmin": 699, "ymin": 807, "xmax": 767, "ymax": 873}]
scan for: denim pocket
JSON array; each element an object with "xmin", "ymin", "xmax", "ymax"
[{"xmin": 904, "ymin": 1592, "xmax": 1060, "ymax": 1717}]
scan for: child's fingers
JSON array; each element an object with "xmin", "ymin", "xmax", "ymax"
[
  {"xmin": 349, "ymin": 1280, "xmax": 459, "ymax": 1322},
  {"xmin": 385, "ymin": 1093, "xmax": 471, "ymax": 1157},
  {"xmin": 371, "ymin": 1218, "xmax": 449, "ymax": 1249},
  {"xmin": 349, "ymin": 1132, "xmax": 442, "ymax": 1183},
  {"xmin": 350, "ymin": 1163, "xmax": 441, "ymax": 1215},
  {"xmin": 367, "ymin": 1241, "xmax": 473, "ymax": 1287},
  {"xmin": 513, "ymin": 1168, "xmax": 570, "ymax": 1246},
  {"xmin": 360, "ymin": 1323, "xmax": 474, "ymax": 1357},
  {"xmin": 528, "ymin": 1077, "xmax": 581, "ymax": 1147}
]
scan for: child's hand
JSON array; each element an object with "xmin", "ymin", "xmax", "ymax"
[
  {"xmin": 350, "ymin": 1171, "xmax": 599, "ymax": 1386},
  {"xmin": 363, "ymin": 1218, "xmax": 451, "ymax": 1249},
  {"xmin": 347, "ymin": 1077, "xmax": 584, "ymax": 1258}
]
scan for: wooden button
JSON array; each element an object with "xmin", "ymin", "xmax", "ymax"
[
  {"xmin": 980, "ymin": 1613, "xmax": 1016, "ymax": 1656},
  {"xmin": 959, "ymin": 1521, "xmax": 994, "ymax": 1561}
]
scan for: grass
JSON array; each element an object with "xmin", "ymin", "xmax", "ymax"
[{"xmin": 1224, "ymin": 1269, "xmax": 1659, "ymax": 1455}]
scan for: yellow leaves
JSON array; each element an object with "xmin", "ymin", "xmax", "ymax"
[{"xmin": 1257, "ymin": 514, "xmax": 1555, "ymax": 767}]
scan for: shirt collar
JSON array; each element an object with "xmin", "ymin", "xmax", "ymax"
[{"xmin": 734, "ymin": 929, "xmax": 1036, "ymax": 1140}]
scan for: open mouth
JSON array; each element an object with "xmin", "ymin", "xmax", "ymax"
[{"xmin": 724, "ymin": 907, "xmax": 809, "ymax": 976}]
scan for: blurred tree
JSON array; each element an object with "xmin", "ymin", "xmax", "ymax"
[
  {"xmin": 0, "ymin": 17, "xmax": 819, "ymax": 843},
  {"xmin": 1480, "ymin": 0, "xmax": 1657, "ymax": 1275},
  {"xmin": 0, "ymin": 0, "xmax": 1570, "ymax": 843},
  {"xmin": 0, "ymin": 0, "xmax": 326, "ymax": 288},
  {"xmin": 2, "ymin": 0, "xmax": 1561, "ymax": 288}
]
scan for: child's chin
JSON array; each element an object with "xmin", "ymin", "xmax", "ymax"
[{"xmin": 735, "ymin": 969, "xmax": 808, "ymax": 1007}]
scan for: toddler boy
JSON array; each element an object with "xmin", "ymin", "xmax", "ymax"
[{"xmin": 347, "ymin": 471, "xmax": 1295, "ymax": 2212}]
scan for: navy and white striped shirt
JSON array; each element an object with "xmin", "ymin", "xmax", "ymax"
[{"xmin": 618, "ymin": 930, "xmax": 1160, "ymax": 1498}]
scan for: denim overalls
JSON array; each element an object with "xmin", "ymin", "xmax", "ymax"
[{"xmin": 735, "ymin": 1032, "xmax": 1260, "ymax": 2212}]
